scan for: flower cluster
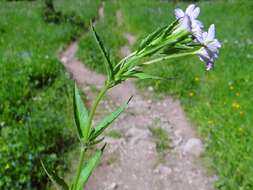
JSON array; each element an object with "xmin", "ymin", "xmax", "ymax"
[
  {"xmin": 175, "ymin": 4, "xmax": 221, "ymax": 70},
  {"xmin": 112, "ymin": 4, "xmax": 221, "ymax": 85}
]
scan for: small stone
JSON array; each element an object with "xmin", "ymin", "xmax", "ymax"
[
  {"xmin": 61, "ymin": 56, "xmax": 68, "ymax": 63},
  {"xmin": 183, "ymin": 138, "xmax": 203, "ymax": 156},
  {"xmin": 106, "ymin": 182, "xmax": 118, "ymax": 190},
  {"xmin": 153, "ymin": 164, "xmax": 172, "ymax": 176},
  {"xmin": 148, "ymin": 86, "xmax": 154, "ymax": 92}
]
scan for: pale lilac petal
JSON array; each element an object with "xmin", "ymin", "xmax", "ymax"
[
  {"xmin": 198, "ymin": 51, "xmax": 215, "ymax": 71},
  {"xmin": 202, "ymin": 32, "xmax": 208, "ymax": 41},
  {"xmin": 199, "ymin": 48, "xmax": 209, "ymax": 58},
  {"xmin": 191, "ymin": 24, "xmax": 202, "ymax": 41},
  {"xmin": 192, "ymin": 7, "xmax": 200, "ymax": 19},
  {"xmin": 185, "ymin": 4, "xmax": 195, "ymax": 15},
  {"xmin": 213, "ymin": 39, "xmax": 221, "ymax": 48},
  {"xmin": 207, "ymin": 24, "xmax": 215, "ymax": 41},
  {"xmin": 180, "ymin": 15, "xmax": 191, "ymax": 32},
  {"xmin": 206, "ymin": 62, "xmax": 214, "ymax": 71},
  {"xmin": 195, "ymin": 20, "xmax": 204, "ymax": 29},
  {"xmin": 175, "ymin": 8, "xmax": 185, "ymax": 19},
  {"xmin": 208, "ymin": 40, "xmax": 221, "ymax": 53},
  {"xmin": 198, "ymin": 54, "xmax": 209, "ymax": 64},
  {"xmin": 193, "ymin": 28, "xmax": 203, "ymax": 42}
]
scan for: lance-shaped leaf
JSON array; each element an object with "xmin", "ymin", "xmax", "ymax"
[
  {"xmin": 91, "ymin": 24, "xmax": 114, "ymax": 80},
  {"xmin": 74, "ymin": 83, "xmax": 89, "ymax": 139},
  {"xmin": 137, "ymin": 25, "xmax": 167, "ymax": 53},
  {"xmin": 76, "ymin": 145, "xmax": 106, "ymax": 190},
  {"xmin": 130, "ymin": 71, "xmax": 176, "ymax": 81},
  {"xmin": 132, "ymin": 72, "xmax": 165, "ymax": 80},
  {"xmin": 41, "ymin": 160, "xmax": 69, "ymax": 190},
  {"xmin": 89, "ymin": 96, "xmax": 132, "ymax": 141},
  {"xmin": 163, "ymin": 19, "xmax": 179, "ymax": 37}
]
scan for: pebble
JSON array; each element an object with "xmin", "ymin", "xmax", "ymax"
[
  {"xmin": 153, "ymin": 164, "xmax": 172, "ymax": 176},
  {"xmin": 106, "ymin": 182, "xmax": 118, "ymax": 190},
  {"xmin": 182, "ymin": 138, "xmax": 203, "ymax": 156}
]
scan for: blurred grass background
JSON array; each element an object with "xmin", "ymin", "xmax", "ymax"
[{"xmin": 0, "ymin": 0, "xmax": 100, "ymax": 189}]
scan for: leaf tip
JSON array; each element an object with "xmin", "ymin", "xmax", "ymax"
[
  {"xmin": 127, "ymin": 96, "xmax": 134, "ymax": 104},
  {"xmin": 101, "ymin": 143, "xmax": 107, "ymax": 152}
]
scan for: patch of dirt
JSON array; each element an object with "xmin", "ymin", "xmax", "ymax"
[{"xmin": 59, "ymin": 4, "xmax": 217, "ymax": 190}]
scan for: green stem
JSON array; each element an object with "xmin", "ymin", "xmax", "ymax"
[
  {"xmin": 73, "ymin": 84, "xmax": 109, "ymax": 190},
  {"xmin": 115, "ymin": 54, "xmax": 140, "ymax": 79},
  {"xmin": 86, "ymin": 84, "xmax": 109, "ymax": 132},
  {"xmin": 73, "ymin": 147, "xmax": 86, "ymax": 190},
  {"xmin": 115, "ymin": 51, "xmax": 137, "ymax": 68},
  {"xmin": 142, "ymin": 51, "xmax": 197, "ymax": 65}
]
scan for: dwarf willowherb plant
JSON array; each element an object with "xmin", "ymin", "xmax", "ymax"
[{"xmin": 41, "ymin": 4, "xmax": 221, "ymax": 190}]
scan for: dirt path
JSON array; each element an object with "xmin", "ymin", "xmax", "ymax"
[{"xmin": 59, "ymin": 5, "xmax": 216, "ymax": 190}]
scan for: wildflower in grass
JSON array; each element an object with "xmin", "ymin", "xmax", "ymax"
[
  {"xmin": 42, "ymin": 4, "xmax": 222, "ymax": 190},
  {"xmin": 173, "ymin": 15, "xmax": 192, "ymax": 34},
  {"xmin": 197, "ymin": 24, "xmax": 221, "ymax": 70},
  {"xmin": 175, "ymin": 4, "xmax": 203, "ymax": 40},
  {"xmin": 113, "ymin": 4, "xmax": 221, "ymax": 77},
  {"xmin": 194, "ymin": 77, "xmax": 199, "ymax": 82}
]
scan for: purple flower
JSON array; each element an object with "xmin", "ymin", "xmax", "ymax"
[
  {"xmin": 175, "ymin": 4, "xmax": 203, "ymax": 40},
  {"xmin": 173, "ymin": 15, "xmax": 192, "ymax": 34},
  {"xmin": 197, "ymin": 24, "xmax": 221, "ymax": 70}
]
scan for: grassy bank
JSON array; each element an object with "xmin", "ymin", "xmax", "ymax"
[{"xmin": 0, "ymin": 0, "xmax": 100, "ymax": 189}]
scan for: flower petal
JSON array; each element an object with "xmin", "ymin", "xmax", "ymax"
[
  {"xmin": 206, "ymin": 62, "xmax": 214, "ymax": 71},
  {"xmin": 207, "ymin": 24, "xmax": 215, "ymax": 41},
  {"xmin": 185, "ymin": 4, "xmax": 195, "ymax": 15},
  {"xmin": 203, "ymin": 32, "xmax": 208, "ymax": 39},
  {"xmin": 192, "ymin": 24, "xmax": 203, "ymax": 41},
  {"xmin": 195, "ymin": 20, "xmax": 204, "ymax": 29},
  {"xmin": 180, "ymin": 15, "xmax": 192, "ymax": 32},
  {"xmin": 175, "ymin": 8, "xmax": 185, "ymax": 19},
  {"xmin": 192, "ymin": 7, "xmax": 200, "ymax": 19},
  {"xmin": 208, "ymin": 39, "xmax": 221, "ymax": 53}
]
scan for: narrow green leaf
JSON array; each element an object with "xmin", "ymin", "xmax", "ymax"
[
  {"xmin": 163, "ymin": 19, "xmax": 179, "ymax": 37},
  {"xmin": 76, "ymin": 146, "xmax": 105, "ymax": 190},
  {"xmin": 132, "ymin": 72, "xmax": 175, "ymax": 81},
  {"xmin": 132, "ymin": 72, "xmax": 164, "ymax": 80},
  {"xmin": 74, "ymin": 83, "xmax": 89, "ymax": 139},
  {"xmin": 138, "ymin": 25, "xmax": 167, "ymax": 53},
  {"xmin": 87, "ymin": 137, "xmax": 105, "ymax": 146},
  {"xmin": 91, "ymin": 23, "xmax": 114, "ymax": 80},
  {"xmin": 90, "ymin": 97, "xmax": 132, "ymax": 141},
  {"xmin": 41, "ymin": 160, "xmax": 69, "ymax": 190}
]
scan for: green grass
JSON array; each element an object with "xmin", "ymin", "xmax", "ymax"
[
  {"xmin": 54, "ymin": 0, "xmax": 100, "ymax": 24},
  {"xmin": 77, "ymin": 0, "xmax": 253, "ymax": 189},
  {"xmin": 77, "ymin": 0, "xmax": 126, "ymax": 73},
  {"xmin": 149, "ymin": 126, "xmax": 171, "ymax": 160},
  {"xmin": 0, "ymin": 0, "xmax": 101, "ymax": 189}
]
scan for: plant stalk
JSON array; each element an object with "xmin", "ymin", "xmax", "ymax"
[
  {"xmin": 73, "ymin": 83, "xmax": 109, "ymax": 190},
  {"xmin": 142, "ymin": 51, "xmax": 197, "ymax": 65},
  {"xmin": 73, "ymin": 147, "xmax": 87, "ymax": 190}
]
